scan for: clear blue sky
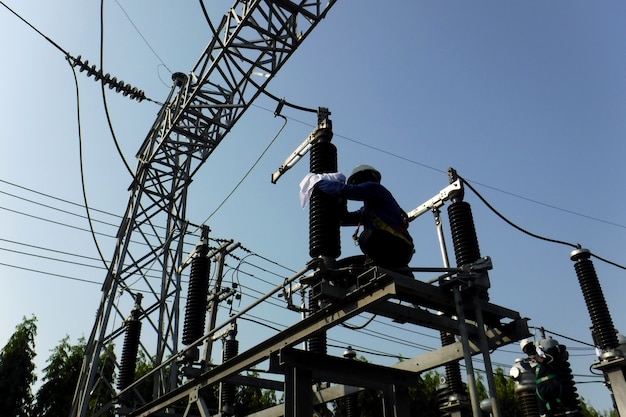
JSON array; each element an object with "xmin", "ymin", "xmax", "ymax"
[{"xmin": 1, "ymin": 0, "xmax": 625, "ymax": 412}]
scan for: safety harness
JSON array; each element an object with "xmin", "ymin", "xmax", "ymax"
[
  {"xmin": 352, "ymin": 210, "xmax": 413, "ymax": 247},
  {"xmin": 535, "ymin": 361, "xmax": 562, "ymax": 411}
]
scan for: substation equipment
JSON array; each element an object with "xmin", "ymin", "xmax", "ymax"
[{"xmin": 67, "ymin": 1, "xmax": 626, "ymax": 416}]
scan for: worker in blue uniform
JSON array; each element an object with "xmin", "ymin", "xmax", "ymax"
[{"xmin": 314, "ymin": 164, "xmax": 414, "ymax": 268}]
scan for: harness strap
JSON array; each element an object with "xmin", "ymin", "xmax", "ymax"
[
  {"xmin": 370, "ymin": 212, "xmax": 413, "ymax": 247},
  {"xmin": 537, "ymin": 374, "xmax": 557, "ymax": 383}
]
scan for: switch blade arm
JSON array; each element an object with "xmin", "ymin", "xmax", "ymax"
[{"xmin": 406, "ymin": 179, "xmax": 463, "ymax": 221}]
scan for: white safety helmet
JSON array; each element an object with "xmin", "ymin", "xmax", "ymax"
[
  {"xmin": 520, "ymin": 338, "xmax": 535, "ymax": 355},
  {"xmin": 347, "ymin": 164, "xmax": 382, "ymax": 185}
]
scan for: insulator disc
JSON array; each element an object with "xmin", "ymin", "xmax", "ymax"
[
  {"xmin": 310, "ymin": 141, "xmax": 337, "ymax": 174},
  {"xmin": 519, "ymin": 391, "xmax": 540, "ymax": 417}
]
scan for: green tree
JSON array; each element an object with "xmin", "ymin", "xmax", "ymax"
[
  {"xmin": 485, "ymin": 367, "xmax": 522, "ymax": 417},
  {"xmin": 578, "ymin": 396, "xmax": 618, "ymax": 417},
  {"xmin": 31, "ymin": 336, "xmax": 85, "ymax": 417},
  {"xmin": 333, "ymin": 360, "xmax": 442, "ymax": 417},
  {"xmin": 233, "ymin": 371, "xmax": 278, "ymax": 415},
  {"xmin": 476, "ymin": 367, "xmax": 522, "ymax": 417},
  {"xmin": 132, "ymin": 351, "xmax": 156, "ymax": 405},
  {"xmin": 409, "ymin": 370, "xmax": 442, "ymax": 417},
  {"xmin": 0, "ymin": 316, "xmax": 37, "ymax": 417},
  {"xmin": 87, "ymin": 343, "xmax": 117, "ymax": 417}
]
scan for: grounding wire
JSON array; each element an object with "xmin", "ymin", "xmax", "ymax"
[
  {"xmin": 197, "ymin": 114, "xmax": 289, "ymax": 227},
  {"xmin": 99, "ymin": 0, "xmax": 135, "ymax": 179},
  {"xmin": 0, "ymin": 179, "xmax": 300, "ymax": 281},
  {"xmin": 0, "ymin": 159, "xmax": 604, "ymax": 368},
  {"xmin": 0, "ymin": 178, "xmax": 206, "ymax": 253},
  {"xmin": 340, "ymin": 314, "xmax": 377, "ymax": 330},
  {"xmin": 0, "ymin": 189, "xmax": 119, "ymax": 229},
  {"xmin": 69, "ymin": 60, "xmax": 111, "ymax": 274},
  {"xmin": 113, "ymin": 0, "xmax": 172, "ymax": 75},
  {"xmin": 0, "ymin": 179, "xmax": 121, "ymax": 220},
  {"xmin": 237, "ymin": 260, "xmax": 290, "ymax": 285},
  {"xmin": 0, "ymin": 15, "xmax": 446, "ymax": 361},
  {"xmin": 0, "ymin": 0, "xmax": 165, "ymax": 292},
  {"xmin": 0, "ymin": 261, "xmax": 102, "ymax": 286},
  {"xmin": 252, "ymin": 101, "xmax": 626, "ymax": 232},
  {"xmin": 0, "ymin": 245, "xmax": 105, "ymax": 271},
  {"xmin": 533, "ymin": 327, "xmax": 596, "ymax": 348},
  {"xmin": 0, "ymin": 237, "xmax": 101, "ymax": 262},
  {"xmin": 249, "ymin": 251, "xmax": 299, "ymax": 274},
  {"xmin": 459, "ymin": 174, "xmax": 578, "ymax": 249}
]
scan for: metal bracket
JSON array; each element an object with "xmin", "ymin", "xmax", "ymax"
[
  {"xmin": 271, "ymin": 107, "xmax": 332, "ymax": 184},
  {"xmin": 406, "ymin": 179, "xmax": 463, "ymax": 222}
]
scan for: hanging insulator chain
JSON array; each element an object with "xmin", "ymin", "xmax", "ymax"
[{"xmin": 68, "ymin": 55, "xmax": 147, "ymax": 102}]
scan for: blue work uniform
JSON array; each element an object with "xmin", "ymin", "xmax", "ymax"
[{"xmin": 316, "ymin": 179, "xmax": 414, "ymax": 267}]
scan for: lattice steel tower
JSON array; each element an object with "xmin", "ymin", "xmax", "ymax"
[{"xmin": 70, "ymin": 1, "xmax": 337, "ymax": 416}]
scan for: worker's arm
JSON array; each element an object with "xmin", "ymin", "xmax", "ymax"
[
  {"xmin": 316, "ymin": 179, "xmax": 379, "ymax": 201},
  {"xmin": 315, "ymin": 179, "xmax": 365, "ymax": 226}
]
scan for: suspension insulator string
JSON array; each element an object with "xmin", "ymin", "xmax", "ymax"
[{"xmin": 69, "ymin": 55, "xmax": 147, "ymax": 102}]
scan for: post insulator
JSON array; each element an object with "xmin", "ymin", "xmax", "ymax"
[
  {"xmin": 447, "ymin": 201, "xmax": 481, "ymax": 268},
  {"xmin": 117, "ymin": 305, "xmax": 142, "ymax": 392},
  {"xmin": 182, "ymin": 242, "xmax": 211, "ymax": 346},
  {"xmin": 570, "ymin": 248, "xmax": 619, "ymax": 352},
  {"xmin": 510, "ymin": 358, "xmax": 539, "ymax": 417},
  {"xmin": 447, "ymin": 199, "xmax": 490, "ymax": 298},
  {"xmin": 436, "ymin": 381, "xmax": 469, "ymax": 417},
  {"xmin": 307, "ymin": 286, "xmax": 327, "ymax": 354},
  {"xmin": 308, "ymin": 140, "xmax": 340, "ymax": 259},
  {"xmin": 343, "ymin": 346, "xmax": 358, "ymax": 417},
  {"xmin": 306, "ymin": 120, "xmax": 335, "ymax": 358},
  {"xmin": 440, "ymin": 331, "xmax": 464, "ymax": 397},
  {"xmin": 221, "ymin": 331, "xmax": 239, "ymax": 415}
]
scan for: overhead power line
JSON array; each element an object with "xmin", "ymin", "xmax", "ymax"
[
  {"xmin": 0, "ymin": 178, "xmax": 609, "ymax": 381},
  {"xmin": 0, "ymin": 1, "xmax": 150, "ymax": 103},
  {"xmin": 253, "ymin": 103, "xmax": 626, "ymax": 231}
]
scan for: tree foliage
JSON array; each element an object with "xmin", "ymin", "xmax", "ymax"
[
  {"xmin": 0, "ymin": 316, "xmax": 37, "ymax": 417},
  {"xmin": 579, "ymin": 396, "xmax": 619, "ymax": 417},
  {"xmin": 31, "ymin": 336, "xmax": 85, "ymax": 417},
  {"xmin": 87, "ymin": 343, "xmax": 116, "ymax": 417},
  {"xmin": 476, "ymin": 367, "xmax": 522, "ymax": 417},
  {"xmin": 233, "ymin": 371, "xmax": 278, "ymax": 415},
  {"xmin": 333, "ymin": 359, "xmax": 442, "ymax": 417},
  {"xmin": 0, "ymin": 316, "xmax": 619, "ymax": 417}
]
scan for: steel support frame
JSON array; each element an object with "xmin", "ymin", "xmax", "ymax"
[
  {"xmin": 127, "ymin": 268, "xmax": 529, "ymax": 417},
  {"xmin": 594, "ymin": 357, "xmax": 626, "ymax": 415}
]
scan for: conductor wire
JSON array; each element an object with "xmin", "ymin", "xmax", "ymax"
[
  {"xmin": 458, "ymin": 174, "xmax": 626, "ymax": 270},
  {"xmin": 0, "ymin": 1, "xmax": 68, "ymax": 55}
]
